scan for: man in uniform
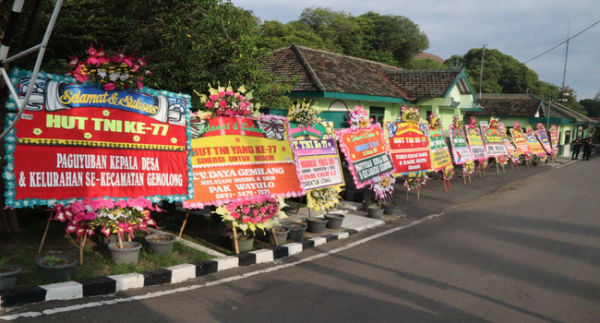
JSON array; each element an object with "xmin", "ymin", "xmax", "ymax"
[
  {"xmin": 583, "ymin": 137, "xmax": 594, "ymax": 161},
  {"xmin": 572, "ymin": 136, "xmax": 582, "ymax": 160}
]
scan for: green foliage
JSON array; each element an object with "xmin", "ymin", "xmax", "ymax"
[
  {"xmin": 258, "ymin": 7, "xmax": 429, "ymax": 67},
  {"xmin": 580, "ymin": 97, "xmax": 600, "ymax": 117},
  {"xmin": 404, "ymin": 57, "xmax": 446, "ymax": 70},
  {"xmin": 9, "ymin": 0, "xmax": 291, "ymax": 109},
  {"xmin": 354, "ymin": 11, "xmax": 429, "ymax": 67}
]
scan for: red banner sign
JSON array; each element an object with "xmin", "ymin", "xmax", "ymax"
[
  {"xmin": 4, "ymin": 69, "xmax": 192, "ymax": 208},
  {"xmin": 387, "ymin": 122, "xmax": 432, "ymax": 174}
]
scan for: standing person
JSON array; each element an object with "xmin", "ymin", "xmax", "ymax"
[
  {"xmin": 583, "ymin": 137, "xmax": 593, "ymax": 161},
  {"xmin": 572, "ymin": 136, "xmax": 582, "ymax": 160}
]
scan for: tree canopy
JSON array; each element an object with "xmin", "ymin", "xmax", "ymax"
[
  {"xmin": 5, "ymin": 0, "xmax": 292, "ymax": 109},
  {"xmin": 258, "ymin": 7, "xmax": 430, "ymax": 68}
]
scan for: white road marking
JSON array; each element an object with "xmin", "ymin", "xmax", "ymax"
[
  {"xmin": 555, "ymin": 160, "xmax": 577, "ymax": 169},
  {"xmin": 0, "ymin": 213, "xmax": 445, "ymax": 321}
]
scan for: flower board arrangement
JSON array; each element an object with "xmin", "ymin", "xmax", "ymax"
[
  {"xmin": 347, "ymin": 105, "xmax": 373, "ymax": 130},
  {"xmin": 69, "ymin": 44, "xmax": 150, "ymax": 91}
]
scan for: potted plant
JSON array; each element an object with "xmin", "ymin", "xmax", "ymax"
[
  {"xmin": 215, "ymin": 196, "xmax": 288, "ymax": 254},
  {"xmin": 285, "ymin": 223, "xmax": 307, "ymax": 241},
  {"xmin": 371, "ymin": 175, "xmax": 396, "ymax": 217},
  {"xmin": 35, "ymin": 255, "xmax": 76, "ymax": 283},
  {"xmin": 94, "ymin": 197, "xmax": 160, "ymax": 264},
  {"xmin": 230, "ymin": 233, "xmax": 255, "ymax": 252},
  {"xmin": 0, "ymin": 258, "xmax": 21, "ymax": 290},
  {"xmin": 265, "ymin": 226, "xmax": 290, "ymax": 245},
  {"xmin": 145, "ymin": 233, "xmax": 176, "ymax": 255},
  {"xmin": 307, "ymin": 186, "xmax": 342, "ymax": 214}
]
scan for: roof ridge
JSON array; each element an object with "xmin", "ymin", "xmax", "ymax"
[
  {"xmin": 290, "ymin": 44, "xmax": 326, "ymax": 92},
  {"xmin": 385, "ymin": 67, "xmax": 462, "ymax": 74},
  {"xmin": 292, "ymin": 44, "xmax": 401, "ymax": 71}
]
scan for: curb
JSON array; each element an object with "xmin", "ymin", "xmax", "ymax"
[{"xmin": 0, "ymin": 225, "xmax": 373, "ymax": 311}]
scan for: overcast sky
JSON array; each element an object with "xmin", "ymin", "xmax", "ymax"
[{"xmin": 232, "ymin": 0, "xmax": 600, "ymax": 100}]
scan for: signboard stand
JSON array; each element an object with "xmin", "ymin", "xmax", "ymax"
[{"xmin": 37, "ymin": 212, "xmax": 55, "ymax": 253}]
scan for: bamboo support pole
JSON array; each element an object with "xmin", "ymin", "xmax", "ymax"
[
  {"xmin": 468, "ymin": 174, "xmax": 471, "ymax": 182},
  {"xmin": 295, "ymin": 195, "xmax": 304, "ymax": 215},
  {"xmin": 80, "ymin": 234, "xmax": 87, "ymax": 265},
  {"xmin": 232, "ymin": 227, "xmax": 240, "ymax": 255},
  {"xmin": 443, "ymin": 180, "xmax": 447, "ymax": 192},
  {"xmin": 463, "ymin": 174, "xmax": 466, "ymax": 184},
  {"xmin": 448, "ymin": 180, "xmax": 452, "ymax": 190},
  {"xmin": 117, "ymin": 232, "xmax": 124, "ymax": 249},
  {"xmin": 127, "ymin": 233, "xmax": 132, "ymax": 242},
  {"xmin": 417, "ymin": 189, "xmax": 420, "ymax": 199},
  {"xmin": 271, "ymin": 228, "xmax": 279, "ymax": 247},
  {"xmin": 406, "ymin": 189, "xmax": 409, "ymax": 201},
  {"xmin": 178, "ymin": 211, "xmax": 190, "ymax": 238},
  {"xmin": 38, "ymin": 211, "xmax": 55, "ymax": 253},
  {"xmin": 496, "ymin": 163, "xmax": 499, "ymax": 174}
]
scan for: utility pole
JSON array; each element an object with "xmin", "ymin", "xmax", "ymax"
[
  {"xmin": 547, "ymin": 92, "xmax": 552, "ymax": 131},
  {"xmin": 479, "ymin": 44, "xmax": 487, "ymax": 99},
  {"xmin": 561, "ymin": 22, "xmax": 570, "ymax": 97}
]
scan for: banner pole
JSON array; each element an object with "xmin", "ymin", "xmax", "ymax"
[
  {"xmin": 38, "ymin": 211, "xmax": 55, "ymax": 253},
  {"xmin": 179, "ymin": 211, "xmax": 190, "ymax": 238}
]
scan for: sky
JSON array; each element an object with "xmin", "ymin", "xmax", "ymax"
[{"xmin": 232, "ymin": 0, "xmax": 600, "ymax": 100}]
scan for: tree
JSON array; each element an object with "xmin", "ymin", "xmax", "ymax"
[
  {"xmin": 355, "ymin": 12, "xmax": 429, "ymax": 67},
  {"xmin": 258, "ymin": 20, "xmax": 330, "ymax": 51},
  {"xmin": 8, "ymin": 0, "xmax": 291, "ymax": 109},
  {"xmin": 297, "ymin": 7, "xmax": 363, "ymax": 56},
  {"xmin": 580, "ymin": 99, "xmax": 600, "ymax": 117}
]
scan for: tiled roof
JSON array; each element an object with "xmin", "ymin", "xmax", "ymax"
[
  {"xmin": 263, "ymin": 45, "xmax": 411, "ymax": 100},
  {"xmin": 414, "ymin": 52, "xmax": 444, "ymax": 63},
  {"xmin": 473, "ymin": 94, "xmax": 542, "ymax": 117},
  {"xmin": 385, "ymin": 68, "xmax": 467, "ymax": 98},
  {"xmin": 474, "ymin": 93, "xmax": 597, "ymax": 124}
]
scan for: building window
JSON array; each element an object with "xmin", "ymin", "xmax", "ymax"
[
  {"xmin": 426, "ymin": 111, "xmax": 432, "ymax": 123},
  {"xmin": 564, "ymin": 130, "xmax": 571, "ymax": 144},
  {"xmin": 329, "ymin": 100, "xmax": 347, "ymax": 111},
  {"xmin": 369, "ymin": 107, "xmax": 385, "ymax": 126}
]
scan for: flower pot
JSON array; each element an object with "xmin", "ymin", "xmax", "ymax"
[
  {"xmin": 220, "ymin": 227, "xmax": 242, "ymax": 247},
  {"xmin": 145, "ymin": 234, "xmax": 176, "ymax": 255},
  {"xmin": 305, "ymin": 217, "xmax": 329, "ymax": 233},
  {"xmin": 230, "ymin": 234, "xmax": 254, "ymax": 252},
  {"xmin": 108, "ymin": 242, "xmax": 142, "ymax": 264},
  {"xmin": 368, "ymin": 206, "xmax": 384, "ymax": 219},
  {"xmin": 0, "ymin": 265, "xmax": 21, "ymax": 290},
  {"xmin": 363, "ymin": 200, "xmax": 378, "ymax": 212},
  {"xmin": 35, "ymin": 255, "xmax": 76, "ymax": 283},
  {"xmin": 382, "ymin": 202, "xmax": 396, "ymax": 215},
  {"xmin": 286, "ymin": 223, "xmax": 307, "ymax": 241},
  {"xmin": 98, "ymin": 233, "xmax": 119, "ymax": 245},
  {"xmin": 324, "ymin": 214, "xmax": 345, "ymax": 229},
  {"xmin": 266, "ymin": 227, "xmax": 290, "ymax": 245}
]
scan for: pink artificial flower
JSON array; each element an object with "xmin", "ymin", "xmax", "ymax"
[
  {"xmin": 71, "ymin": 201, "xmax": 86, "ymax": 213},
  {"xmin": 230, "ymin": 212, "xmax": 240, "ymax": 219},
  {"xmin": 54, "ymin": 212, "xmax": 66, "ymax": 222},
  {"xmin": 205, "ymin": 101, "xmax": 214, "ymax": 108},
  {"xmin": 252, "ymin": 209, "xmax": 259, "ymax": 217},
  {"xmin": 225, "ymin": 91, "xmax": 234, "ymax": 96},
  {"xmin": 88, "ymin": 44, "xmax": 98, "ymax": 57},
  {"xmin": 209, "ymin": 94, "xmax": 219, "ymax": 101},
  {"xmin": 132, "ymin": 64, "xmax": 140, "ymax": 72},
  {"xmin": 97, "ymin": 56, "xmax": 110, "ymax": 65},
  {"xmin": 85, "ymin": 228, "xmax": 95, "ymax": 237},
  {"xmin": 241, "ymin": 207, "xmax": 250, "ymax": 215},
  {"xmin": 103, "ymin": 83, "xmax": 115, "ymax": 91},
  {"xmin": 251, "ymin": 217, "xmax": 261, "ymax": 224},
  {"xmin": 138, "ymin": 57, "xmax": 147, "ymax": 67},
  {"xmin": 116, "ymin": 200, "xmax": 127, "ymax": 208},
  {"xmin": 100, "ymin": 226, "xmax": 111, "ymax": 238},
  {"xmin": 123, "ymin": 58, "xmax": 133, "ymax": 68},
  {"xmin": 226, "ymin": 204, "xmax": 236, "ymax": 212},
  {"xmin": 259, "ymin": 207, "xmax": 267, "ymax": 213},
  {"xmin": 241, "ymin": 216, "xmax": 250, "ymax": 223},
  {"xmin": 67, "ymin": 56, "xmax": 79, "ymax": 66},
  {"xmin": 219, "ymin": 100, "xmax": 227, "ymax": 108},
  {"xmin": 218, "ymin": 91, "xmax": 226, "ymax": 98},
  {"xmin": 65, "ymin": 224, "xmax": 78, "ymax": 235},
  {"xmin": 137, "ymin": 81, "xmax": 143, "ymax": 90},
  {"xmin": 74, "ymin": 70, "xmax": 89, "ymax": 83}
]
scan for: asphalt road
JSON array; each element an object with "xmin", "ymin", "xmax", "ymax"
[{"xmin": 4, "ymin": 159, "xmax": 600, "ymax": 322}]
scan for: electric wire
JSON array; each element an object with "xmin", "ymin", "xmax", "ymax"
[{"xmin": 524, "ymin": 19, "xmax": 600, "ymax": 64}]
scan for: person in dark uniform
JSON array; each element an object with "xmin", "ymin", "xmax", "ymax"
[
  {"xmin": 583, "ymin": 137, "xmax": 594, "ymax": 160},
  {"xmin": 572, "ymin": 137, "xmax": 582, "ymax": 160}
]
